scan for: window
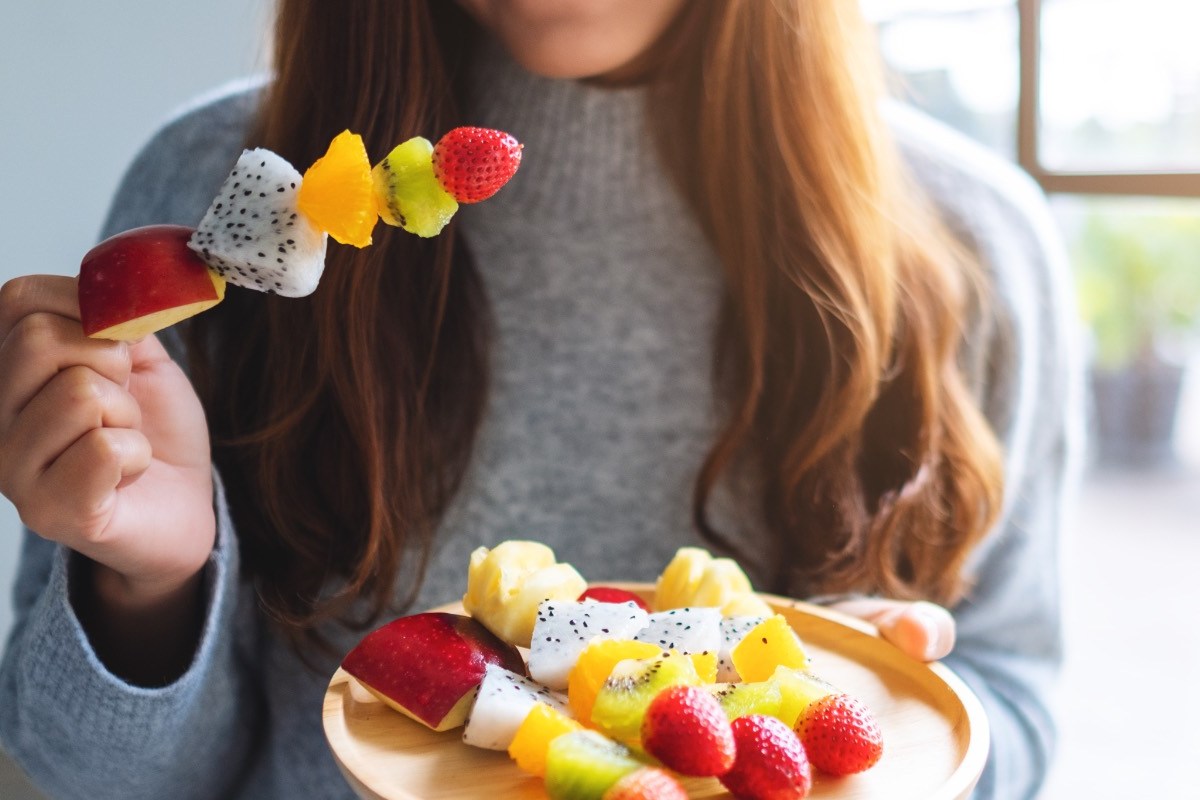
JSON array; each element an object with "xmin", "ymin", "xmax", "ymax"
[
  {"xmin": 873, "ymin": 0, "xmax": 1200, "ymax": 466},
  {"xmin": 872, "ymin": 0, "xmax": 1019, "ymax": 158},
  {"xmin": 870, "ymin": 7, "xmax": 1198, "ymax": 797},
  {"xmin": 1019, "ymin": 0, "xmax": 1200, "ymax": 195}
]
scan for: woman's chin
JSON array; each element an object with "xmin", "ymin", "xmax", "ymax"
[
  {"xmin": 491, "ymin": 36, "xmax": 647, "ymax": 81},
  {"xmin": 457, "ymin": 0, "xmax": 687, "ymax": 81}
]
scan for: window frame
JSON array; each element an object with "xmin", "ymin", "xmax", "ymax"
[{"xmin": 1016, "ymin": 0, "xmax": 1200, "ymax": 197}]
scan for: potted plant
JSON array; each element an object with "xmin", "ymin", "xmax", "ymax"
[{"xmin": 1074, "ymin": 205, "xmax": 1200, "ymax": 466}]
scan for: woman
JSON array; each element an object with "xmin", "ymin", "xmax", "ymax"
[{"xmin": 0, "ymin": 1, "xmax": 1079, "ymax": 798}]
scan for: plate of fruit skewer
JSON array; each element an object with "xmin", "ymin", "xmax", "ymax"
[{"xmin": 323, "ymin": 542, "xmax": 989, "ymax": 800}]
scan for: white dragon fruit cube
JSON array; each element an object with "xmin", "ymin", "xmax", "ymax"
[
  {"xmin": 462, "ymin": 664, "xmax": 570, "ymax": 751},
  {"xmin": 527, "ymin": 600, "xmax": 650, "ymax": 690},
  {"xmin": 188, "ymin": 148, "xmax": 327, "ymax": 297},
  {"xmin": 633, "ymin": 607, "xmax": 723, "ymax": 657}
]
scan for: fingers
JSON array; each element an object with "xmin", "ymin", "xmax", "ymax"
[
  {"xmin": 20, "ymin": 427, "xmax": 152, "ymax": 547},
  {"xmin": 0, "ymin": 275, "xmax": 212, "ymax": 593},
  {"xmin": 0, "ymin": 311, "xmax": 132, "ymax": 431},
  {"xmin": 0, "ymin": 367, "xmax": 141, "ymax": 493},
  {"xmin": 0, "ymin": 361, "xmax": 148, "ymax": 549},
  {"xmin": 884, "ymin": 601, "xmax": 955, "ymax": 662},
  {"xmin": 830, "ymin": 598, "xmax": 956, "ymax": 662},
  {"xmin": 0, "ymin": 275, "xmax": 81, "ymax": 337}
]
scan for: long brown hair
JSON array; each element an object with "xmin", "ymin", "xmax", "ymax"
[
  {"xmin": 189, "ymin": 0, "xmax": 1003, "ymax": 644},
  {"xmin": 649, "ymin": 2, "xmax": 1003, "ymax": 600}
]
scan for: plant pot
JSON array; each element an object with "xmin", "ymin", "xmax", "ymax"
[{"xmin": 1089, "ymin": 359, "xmax": 1186, "ymax": 467}]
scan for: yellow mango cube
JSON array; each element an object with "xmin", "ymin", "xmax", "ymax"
[
  {"xmin": 688, "ymin": 651, "xmax": 718, "ymax": 683},
  {"xmin": 507, "ymin": 703, "xmax": 584, "ymax": 777},
  {"xmin": 730, "ymin": 615, "xmax": 810, "ymax": 683}
]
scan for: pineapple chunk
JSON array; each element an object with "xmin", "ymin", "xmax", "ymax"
[
  {"xmin": 690, "ymin": 558, "xmax": 753, "ymax": 606},
  {"xmin": 654, "ymin": 547, "xmax": 712, "ymax": 610},
  {"xmin": 654, "ymin": 546, "xmax": 771, "ymax": 615},
  {"xmin": 720, "ymin": 592, "xmax": 774, "ymax": 617},
  {"xmin": 462, "ymin": 541, "xmax": 586, "ymax": 648}
]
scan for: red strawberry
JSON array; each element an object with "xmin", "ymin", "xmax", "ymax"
[
  {"xmin": 431, "ymin": 126, "xmax": 522, "ymax": 203},
  {"xmin": 795, "ymin": 693, "xmax": 883, "ymax": 776},
  {"xmin": 641, "ymin": 685, "xmax": 736, "ymax": 777},
  {"xmin": 720, "ymin": 715, "xmax": 812, "ymax": 800},
  {"xmin": 578, "ymin": 586, "xmax": 651, "ymax": 612},
  {"xmin": 602, "ymin": 767, "xmax": 688, "ymax": 800}
]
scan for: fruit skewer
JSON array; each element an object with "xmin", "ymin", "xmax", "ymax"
[
  {"xmin": 340, "ymin": 543, "xmax": 886, "ymax": 799},
  {"xmin": 78, "ymin": 126, "xmax": 522, "ymax": 342}
]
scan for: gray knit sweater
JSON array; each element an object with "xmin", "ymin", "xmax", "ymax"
[{"xmin": 0, "ymin": 45, "xmax": 1082, "ymax": 800}]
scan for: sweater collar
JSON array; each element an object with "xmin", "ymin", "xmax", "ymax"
[{"xmin": 460, "ymin": 37, "xmax": 682, "ymax": 230}]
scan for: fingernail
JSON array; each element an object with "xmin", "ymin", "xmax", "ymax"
[{"xmin": 921, "ymin": 613, "xmax": 942, "ymax": 661}]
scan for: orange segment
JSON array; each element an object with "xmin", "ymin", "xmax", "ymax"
[
  {"xmin": 507, "ymin": 703, "xmax": 584, "ymax": 778},
  {"xmin": 568, "ymin": 640, "xmax": 662, "ymax": 725},
  {"xmin": 297, "ymin": 130, "xmax": 376, "ymax": 248},
  {"xmin": 730, "ymin": 615, "xmax": 810, "ymax": 683}
]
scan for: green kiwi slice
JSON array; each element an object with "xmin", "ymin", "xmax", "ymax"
[
  {"xmin": 544, "ymin": 730, "xmax": 642, "ymax": 800},
  {"xmin": 706, "ymin": 679, "xmax": 784, "ymax": 721},
  {"xmin": 371, "ymin": 137, "xmax": 459, "ymax": 237},
  {"xmin": 590, "ymin": 652, "xmax": 700, "ymax": 743},
  {"xmin": 771, "ymin": 666, "xmax": 838, "ymax": 726}
]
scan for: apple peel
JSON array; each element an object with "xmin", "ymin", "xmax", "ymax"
[
  {"xmin": 340, "ymin": 612, "xmax": 525, "ymax": 732},
  {"xmin": 79, "ymin": 224, "xmax": 226, "ymax": 342}
]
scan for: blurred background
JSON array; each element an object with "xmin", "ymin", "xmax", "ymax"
[
  {"xmin": 1, "ymin": 1, "xmax": 1197, "ymax": 797},
  {"xmin": 866, "ymin": 3, "xmax": 1200, "ymax": 794},
  {"xmin": 0, "ymin": 2, "xmax": 269, "ymax": 797}
]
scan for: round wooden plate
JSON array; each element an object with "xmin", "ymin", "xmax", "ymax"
[{"xmin": 324, "ymin": 585, "xmax": 988, "ymax": 800}]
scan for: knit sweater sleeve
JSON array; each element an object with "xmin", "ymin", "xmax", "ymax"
[
  {"xmin": 890, "ymin": 104, "xmax": 1086, "ymax": 799},
  {"xmin": 0, "ymin": 83, "xmax": 268, "ymax": 800}
]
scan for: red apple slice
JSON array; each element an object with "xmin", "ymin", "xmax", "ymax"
[
  {"xmin": 78, "ymin": 224, "xmax": 225, "ymax": 341},
  {"xmin": 578, "ymin": 586, "xmax": 651, "ymax": 612},
  {"xmin": 341, "ymin": 612, "xmax": 525, "ymax": 732}
]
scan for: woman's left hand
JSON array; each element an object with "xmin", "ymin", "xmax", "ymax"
[{"xmin": 828, "ymin": 599, "xmax": 956, "ymax": 662}]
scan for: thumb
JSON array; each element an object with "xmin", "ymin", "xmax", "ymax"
[
  {"xmin": 126, "ymin": 331, "xmax": 175, "ymax": 374},
  {"xmin": 829, "ymin": 598, "xmax": 956, "ymax": 662}
]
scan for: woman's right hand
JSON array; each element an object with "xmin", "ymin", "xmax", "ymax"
[{"xmin": 0, "ymin": 275, "xmax": 216, "ymax": 619}]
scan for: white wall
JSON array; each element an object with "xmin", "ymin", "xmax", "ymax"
[{"xmin": 0, "ymin": 1, "xmax": 269, "ymax": 660}]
